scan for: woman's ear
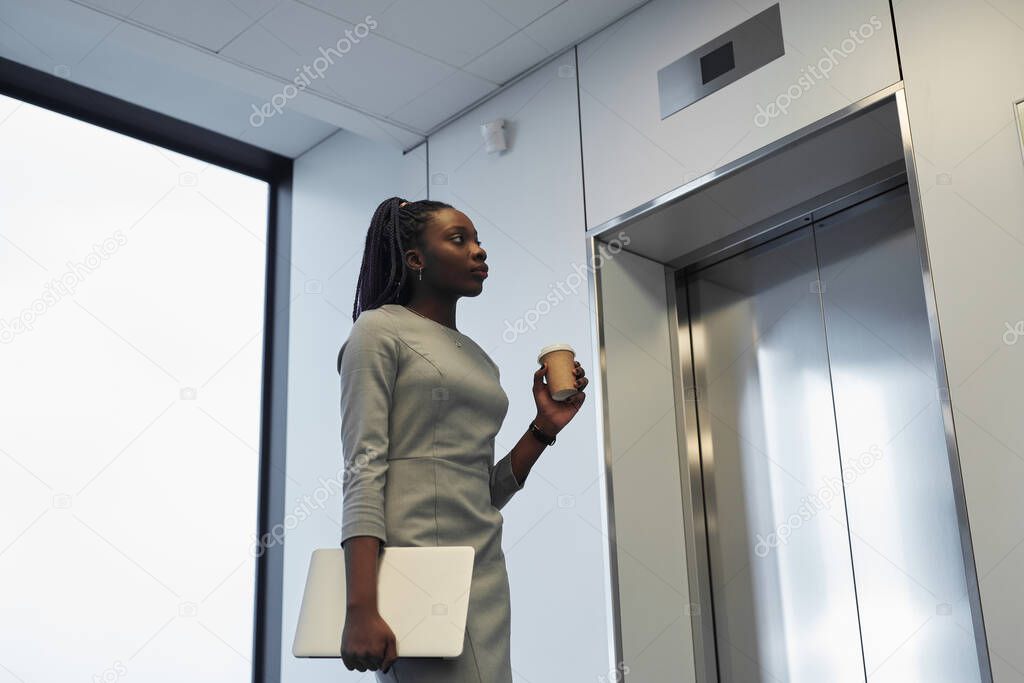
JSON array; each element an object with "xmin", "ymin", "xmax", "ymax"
[{"xmin": 404, "ymin": 249, "xmax": 423, "ymax": 272}]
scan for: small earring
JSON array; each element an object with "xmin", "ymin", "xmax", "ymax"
[{"xmin": 418, "ymin": 267, "xmax": 423, "ymax": 281}]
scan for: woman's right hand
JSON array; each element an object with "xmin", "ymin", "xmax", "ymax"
[{"xmin": 341, "ymin": 605, "xmax": 399, "ymax": 673}]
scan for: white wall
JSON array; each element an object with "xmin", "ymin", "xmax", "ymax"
[
  {"xmin": 577, "ymin": 0, "xmax": 900, "ymax": 229},
  {"xmin": 426, "ymin": 53, "xmax": 614, "ymax": 682},
  {"xmin": 282, "ymin": 0, "xmax": 1024, "ymax": 679},
  {"xmin": 282, "ymin": 56, "xmax": 608, "ymax": 683},
  {"xmin": 893, "ymin": 2, "xmax": 1024, "ymax": 680},
  {"xmin": 283, "ymin": 130, "xmax": 425, "ymax": 682}
]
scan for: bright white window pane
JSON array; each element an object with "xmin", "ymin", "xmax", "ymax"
[{"xmin": 0, "ymin": 93, "xmax": 268, "ymax": 681}]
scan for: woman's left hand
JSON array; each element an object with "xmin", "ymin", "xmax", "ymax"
[{"xmin": 532, "ymin": 360, "xmax": 588, "ymax": 436}]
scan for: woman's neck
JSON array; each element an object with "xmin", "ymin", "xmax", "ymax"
[{"xmin": 403, "ymin": 297, "xmax": 458, "ymax": 331}]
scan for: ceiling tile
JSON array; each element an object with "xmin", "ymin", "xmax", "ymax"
[
  {"xmin": 0, "ymin": 0, "xmax": 121, "ymax": 68},
  {"xmin": 33, "ymin": 23, "xmax": 337, "ymax": 157},
  {"xmin": 524, "ymin": 0, "xmax": 645, "ymax": 52},
  {"xmin": 117, "ymin": 0, "xmax": 260, "ymax": 52},
  {"xmin": 301, "ymin": 0, "xmax": 519, "ymax": 66},
  {"xmin": 4, "ymin": 0, "xmax": 652, "ymax": 156},
  {"xmin": 221, "ymin": 1, "xmax": 454, "ymax": 116},
  {"xmin": 218, "ymin": 16, "xmax": 317, "ymax": 80},
  {"xmin": 298, "ymin": 0, "xmax": 565, "ymax": 31},
  {"xmin": 462, "ymin": 30, "xmax": 550, "ymax": 84},
  {"xmin": 76, "ymin": 0, "xmax": 151, "ymax": 15},
  {"xmin": 480, "ymin": 0, "xmax": 565, "ymax": 28},
  {"xmin": 293, "ymin": 0, "xmax": 389, "ymax": 24},
  {"xmin": 371, "ymin": 0, "xmax": 518, "ymax": 66},
  {"xmin": 83, "ymin": 0, "xmax": 282, "ymax": 27},
  {"xmin": 387, "ymin": 69, "xmax": 495, "ymax": 131}
]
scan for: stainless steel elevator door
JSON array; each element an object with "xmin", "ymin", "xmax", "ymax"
[
  {"xmin": 683, "ymin": 184, "xmax": 986, "ymax": 682},
  {"xmin": 687, "ymin": 226, "xmax": 866, "ymax": 683},
  {"xmin": 815, "ymin": 185, "xmax": 984, "ymax": 682}
]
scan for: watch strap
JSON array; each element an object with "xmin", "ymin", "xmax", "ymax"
[{"xmin": 529, "ymin": 420, "xmax": 556, "ymax": 446}]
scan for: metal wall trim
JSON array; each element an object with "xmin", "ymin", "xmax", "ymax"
[
  {"xmin": 585, "ymin": 81, "xmax": 905, "ymax": 240},
  {"xmin": 666, "ymin": 271, "xmax": 720, "ymax": 683},
  {"xmin": 894, "ymin": 87, "xmax": 994, "ymax": 682},
  {"xmin": 589, "ymin": 82, "xmax": 900, "ymax": 682},
  {"xmin": 669, "ymin": 160, "xmax": 908, "ymax": 275},
  {"xmin": 1014, "ymin": 98, "xmax": 1024, "ymax": 166},
  {"xmin": 588, "ymin": 236, "xmax": 626, "ymax": 680},
  {"xmin": 589, "ymin": 80, "xmax": 992, "ymax": 682}
]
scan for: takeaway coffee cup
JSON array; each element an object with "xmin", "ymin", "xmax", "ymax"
[{"xmin": 537, "ymin": 343, "xmax": 578, "ymax": 401}]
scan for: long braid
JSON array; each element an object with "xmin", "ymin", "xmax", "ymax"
[
  {"xmin": 340, "ymin": 196, "xmax": 452, "ymax": 372},
  {"xmin": 352, "ymin": 196, "xmax": 453, "ymax": 321}
]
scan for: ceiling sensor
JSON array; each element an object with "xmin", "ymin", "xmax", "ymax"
[{"xmin": 481, "ymin": 119, "xmax": 507, "ymax": 153}]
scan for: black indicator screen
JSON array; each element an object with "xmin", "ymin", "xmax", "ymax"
[{"xmin": 700, "ymin": 42, "xmax": 735, "ymax": 84}]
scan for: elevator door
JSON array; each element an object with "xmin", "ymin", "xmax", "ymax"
[{"xmin": 684, "ymin": 185, "xmax": 985, "ymax": 682}]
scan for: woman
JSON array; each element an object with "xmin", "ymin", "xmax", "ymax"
[{"xmin": 336, "ymin": 197, "xmax": 588, "ymax": 681}]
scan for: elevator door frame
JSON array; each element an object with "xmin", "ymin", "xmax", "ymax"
[
  {"xmin": 585, "ymin": 85, "xmax": 993, "ymax": 683},
  {"xmin": 667, "ymin": 167, "xmax": 992, "ymax": 682}
]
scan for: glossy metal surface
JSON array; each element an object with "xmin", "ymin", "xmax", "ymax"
[
  {"xmin": 679, "ymin": 181, "xmax": 991, "ymax": 682},
  {"xmin": 590, "ymin": 84, "xmax": 991, "ymax": 682},
  {"xmin": 668, "ymin": 276, "xmax": 720, "ymax": 683},
  {"xmin": 657, "ymin": 3, "xmax": 785, "ymax": 120},
  {"xmin": 589, "ymin": 234, "xmax": 626, "ymax": 679},
  {"xmin": 1015, "ymin": 98, "xmax": 1024, "ymax": 164},
  {"xmin": 814, "ymin": 185, "xmax": 985, "ymax": 681},
  {"xmin": 586, "ymin": 82, "xmax": 904, "ymax": 240},
  {"xmin": 685, "ymin": 225, "xmax": 866, "ymax": 682},
  {"xmin": 672, "ymin": 161, "xmax": 907, "ymax": 274}
]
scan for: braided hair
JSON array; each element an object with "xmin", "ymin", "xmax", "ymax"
[
  {"xmin": 351, "ymin": 196, "xmax": 453, "ymax": 322},
  {"xmin": 339, "ymin": 197, "xmax": 452, "ymax": 373}
]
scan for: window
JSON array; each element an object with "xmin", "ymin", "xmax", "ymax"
[{"xmin": 0, "ymin": 92, "xmax": 269, "ymax": 682}]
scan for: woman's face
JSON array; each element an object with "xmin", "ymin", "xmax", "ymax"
[{"xmin": 408, "ymin": 207, "xmax": 489, "ymax": 297}]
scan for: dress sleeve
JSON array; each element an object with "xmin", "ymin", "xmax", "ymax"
[
  {"xmin": 484, "ymin": 356, "xmax": 525, "ymax": 510},
  {"xmin": 338, "ymin": 310, "xmax": 399, "ymax": 549},
  {"xmin": 489, "ymin": 451, "xmax": 525, "ymax": 511}
]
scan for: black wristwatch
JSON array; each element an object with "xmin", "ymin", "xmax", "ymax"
[{"xmin": 528, "ymin": 420, "xmax": 556, "ymax": 446}]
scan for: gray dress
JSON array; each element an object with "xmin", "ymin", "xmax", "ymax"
[{"xmin": 337, "ymin": 303, "xmax": 525, "ymax": 682}]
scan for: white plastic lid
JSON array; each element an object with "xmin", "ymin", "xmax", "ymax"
[{"xmin": 537, "ymin": 343, "xmax": 576, "ymax": 364}]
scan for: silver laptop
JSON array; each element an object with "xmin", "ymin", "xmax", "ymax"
[{"xmin": 292, "ymin": 545, "xmax": 475, "ymax": 659}]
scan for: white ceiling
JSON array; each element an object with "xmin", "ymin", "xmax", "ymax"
[{"xmin": 0, "ymin": 0, "xmax": 648, "ymax": 157}]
